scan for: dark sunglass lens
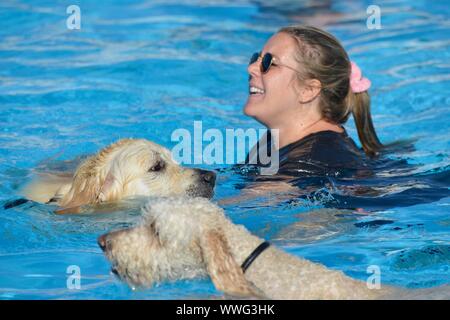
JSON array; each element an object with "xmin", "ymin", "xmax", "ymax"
[
  {"xmin": 261, "ymin": 53, "xmax": 273, "ymax": 73},
  {"xmin": 249, "ymin": 52, "xmax": 259, "ymax": 65}
]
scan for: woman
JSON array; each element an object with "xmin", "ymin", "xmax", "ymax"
[{"xmin": 244, "ymin": 25, "xmax": 382, "ymax": 179}]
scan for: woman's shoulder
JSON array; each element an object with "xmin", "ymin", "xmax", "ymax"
[{"xmin": 279, "ymin": 129, "xmax": 368, "ymax": 176}]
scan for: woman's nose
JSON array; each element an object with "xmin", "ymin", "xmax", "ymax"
[{"xmin": 247, "ymin": 59, "xmax": 260, "ymax": 80}]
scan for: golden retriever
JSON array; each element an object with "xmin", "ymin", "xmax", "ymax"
[{"xmin": 21, "ymin": 139, "xmax": 216, "ymax": 214}]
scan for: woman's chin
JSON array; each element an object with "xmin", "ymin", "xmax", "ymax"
[{"xmin": 244, "ymin": 96, "xmax": 263, "ymax": 117}]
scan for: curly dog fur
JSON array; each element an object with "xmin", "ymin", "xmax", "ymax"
[{"xmin": 98, "ymin": 198, "xmax": 435, "ymax": 299}]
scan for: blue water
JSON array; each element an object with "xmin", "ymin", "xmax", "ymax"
[{"xmin": 0, "ymin": 0, "xmax": 449, "ymax": 299}]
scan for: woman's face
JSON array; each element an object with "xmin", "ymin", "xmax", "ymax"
[{"xmin": 244, "ymin": 32, "xmax": 303, "ymax": 128}]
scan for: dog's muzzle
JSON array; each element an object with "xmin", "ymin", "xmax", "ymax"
[
  {"xmin": 197, "ymin": 169, "xmax": 216, "ymax": 186},
  {"xmin": 187, "ymin": 169, "xmax": 216, "ymax": 199}
]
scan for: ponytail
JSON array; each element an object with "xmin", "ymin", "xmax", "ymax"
[
  {"xmin": 279, "ymin": 25, "xmax": 386, "ymax": 157},
  {"xmin": 347, "ymin": 90, "xmax": 383, "ymax": 157}
]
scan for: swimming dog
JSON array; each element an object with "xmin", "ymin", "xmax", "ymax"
[
  {"xmin": 98, "ymin": 197, "xmax": 450, "ymax": 299},
  {"xmin": 21, "ymin": 139, "xmax": 216, "ymax": 214}
]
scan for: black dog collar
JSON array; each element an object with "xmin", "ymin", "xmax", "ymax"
[{"xmin": 241, "ymin": 241, "xmax": 271, "ymax": 273}]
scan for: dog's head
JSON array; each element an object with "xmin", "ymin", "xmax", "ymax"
[
  {"xmin": 57, "ymin": 139, "xmax": 216, "ymax": 213},
  {"xmin": 98, "ymin": 198, "xmax": 258, "ymax": 297}
]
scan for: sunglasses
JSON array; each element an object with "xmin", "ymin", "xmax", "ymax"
[
  {"xmin": 249, "ymin": 52, "xmax": 300, "ymax": 74},
  {"xmin": 249, "ymin": 52, "xmax": 276, "ymax": 74}
]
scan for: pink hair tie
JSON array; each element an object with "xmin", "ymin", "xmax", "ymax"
[{"xmin": 350, "ymin": 61, "xmax": 371, "ymax": 93}]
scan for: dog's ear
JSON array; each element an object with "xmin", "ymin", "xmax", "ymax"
[
  {"xmin": 96, "ymin": 170, "xmax": 120, "ymax": 203},
  {"xmin": 199, "ymin": 229, "xmax": 259, "ymax": 298},
  {"xmin": 55, "ymin": 169, "xmax": 120, "ymax": 214}
]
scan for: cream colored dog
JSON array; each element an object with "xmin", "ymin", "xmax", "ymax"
[
  {"xmin": 21, "ymin": 139, "xmax": 216, "ymax": 214},
  {"xmin": 97, "ymin": 197, "xmax": 450, "ymax": 299}
]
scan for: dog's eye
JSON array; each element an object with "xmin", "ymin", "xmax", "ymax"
[{"xmin": 148, "ymin": 160, "xmax": 165, "ymax": 172}]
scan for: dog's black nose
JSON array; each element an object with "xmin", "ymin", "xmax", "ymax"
[
  {"xmin": 111, "ymin": 268, "xmax": 119, "ymax": 276},
  {"xmin": 199, "ymin": 170, "xmax": 216, "ymax": 185},
  {"xmin": 98, "ymin": 234, "xmax": 107, "ymax": 252}
]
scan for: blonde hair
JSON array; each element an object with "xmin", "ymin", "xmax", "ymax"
[{"xmin": 278, "ymin": 25, "xmax": 383, "ymax": 157}]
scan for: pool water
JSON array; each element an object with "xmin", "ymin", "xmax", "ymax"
[{"xmin": 0, "ymin": 0, "xmax": 449, "ymax": 299}]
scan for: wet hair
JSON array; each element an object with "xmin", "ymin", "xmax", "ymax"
[{"xmin": 278, "ymin": 25, "xmax": 383, "ymax": 157}]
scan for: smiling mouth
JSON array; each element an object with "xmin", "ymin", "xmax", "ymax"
[{"xmin": 249, "ymin": 86, "xmax": 265, "ymax": 95}]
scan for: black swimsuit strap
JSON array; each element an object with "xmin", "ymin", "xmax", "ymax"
[{"xmin": 241, "ymin": 241, "xmax": 271, "ymax": 273}]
